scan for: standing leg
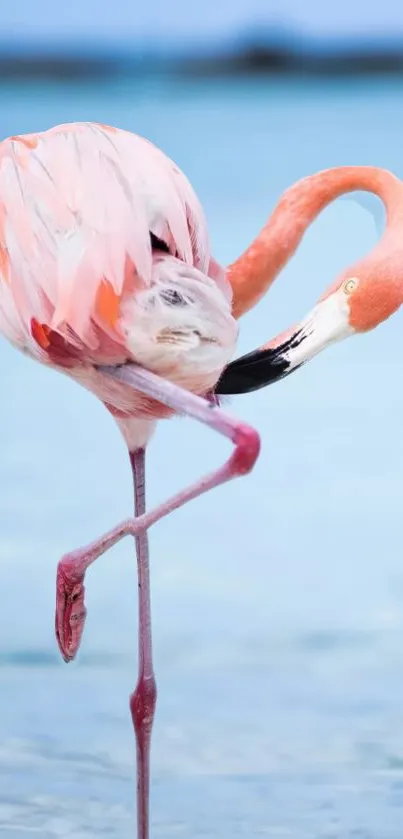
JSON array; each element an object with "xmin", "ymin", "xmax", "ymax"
[
  {"xmin": 129, "ymin": 448, "xmax": 156, "ymax": 839},
  {"xmin": 54, "ymin": 369, "xmax": 260, "ymax": 839}
]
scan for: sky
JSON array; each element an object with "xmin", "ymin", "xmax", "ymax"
[{"xmin": 2, "ymin": 0, "xmax": 403, "ymax": 47}]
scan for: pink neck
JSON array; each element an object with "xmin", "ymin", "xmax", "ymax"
[{"xmin": 228, "ymin": 166, "xmax": 403, "ymax": 319}]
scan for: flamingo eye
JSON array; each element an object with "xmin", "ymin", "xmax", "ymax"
[{"xmin": 343, "ymin": 278, "xmax": 358, "ymax": 294}]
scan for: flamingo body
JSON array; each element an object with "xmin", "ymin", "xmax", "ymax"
[{"xmin": 0, "ymin": 122, "xmax": 237, "ymax": 445}]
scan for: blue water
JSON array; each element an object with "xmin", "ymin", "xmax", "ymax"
[{"xmin": 1, "ymin": 76, "xmax": 403, "ymax": 837}]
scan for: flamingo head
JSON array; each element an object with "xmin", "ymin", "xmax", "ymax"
[{"xmin": 216, "ymin": 262, "xmax": 403, "ymax": 395}]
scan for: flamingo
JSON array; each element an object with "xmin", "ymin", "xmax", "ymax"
[
  {"xmin": 2, "ymin": 125, "xmax": 397, "ymax": 836},
  {"xmin": 216, "ymin": 166, "xmax": 403, "ymax": 395}
]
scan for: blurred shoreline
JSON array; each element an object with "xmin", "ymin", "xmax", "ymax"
[{"xmin": 2, "ymin": 33, "xmax": 403, "ymax": 81}]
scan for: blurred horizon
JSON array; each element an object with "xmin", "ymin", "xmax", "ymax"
[{"xmin": 5, "ymin": 32, "xmax": 403, "ymax": 81}]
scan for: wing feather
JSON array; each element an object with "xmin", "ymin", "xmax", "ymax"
[{"xmin": 0, "ymin": 122, "xmax": 211, "ymax": 359}]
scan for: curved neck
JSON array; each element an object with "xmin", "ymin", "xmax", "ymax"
[{"xmin": 228, "ymin": 166, "xmax": 403, "ymax": 319}]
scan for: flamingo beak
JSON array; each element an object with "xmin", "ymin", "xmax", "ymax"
[
  {"xmin": 216, "ymin": 293, "xmax": 353, "ymax": 395},
  {"xmin": 215, "ymin": 331, "xmax": 303, "ymax": 394}
]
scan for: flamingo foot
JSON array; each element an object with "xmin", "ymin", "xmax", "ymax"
[
  {"xmin": 55, "ymin": 559, "xmax": 87, "ymax": 662},
  {"xmin": 55, "ymin": 518, "xmax": 139, "ymax": 662}
]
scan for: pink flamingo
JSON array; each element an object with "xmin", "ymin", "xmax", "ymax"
[{"xmin": 1, "ymin": 125, "xmax": 399, "ymax": 836}]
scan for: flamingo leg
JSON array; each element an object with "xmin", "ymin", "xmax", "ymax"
[
  {"xmin": 129, "ymin": 447, "xmax": 156, "ymax": 839},
  {"xmin": 55, "ymin": 364, "xmax": 260, "ymax": 664}
]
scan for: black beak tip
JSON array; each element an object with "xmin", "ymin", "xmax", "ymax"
[
  {"xmin": 215, "ymin": 349, "xmax": 292, "ymax": 395},
  {"xmin": 215, "ymin": 330, "xmax": 305, "ymax": 396}
]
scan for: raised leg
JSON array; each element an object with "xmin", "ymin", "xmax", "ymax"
[
  {"xmin": 129, "ymin": 448, "xmax": 156, "ymax": 839},
  {"xmin": 55, "ymin": 363, "xmax": 260, "ymax": 663}
]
